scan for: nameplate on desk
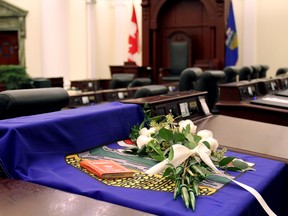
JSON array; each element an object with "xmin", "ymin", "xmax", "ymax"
[
  {"xmin": 122, "ymin": 91, "xmax": 211, "ymax": 121},
  {"xmin": 82, "ymin": 96, "xmax": 89, "ymax": 104}
]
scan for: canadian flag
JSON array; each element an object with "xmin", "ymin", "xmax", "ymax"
[{"xmin": 128, "ymin": 4, "xmax": 139, "ymax": 64}]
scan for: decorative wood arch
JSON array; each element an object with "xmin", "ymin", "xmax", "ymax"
[
  {"xmin": 141, "ymin": 0, "xmax": 227, "ymax": 83},
  {"xmin": 150, "ymin": 0, "xmax": 219, "ymax": 27}
]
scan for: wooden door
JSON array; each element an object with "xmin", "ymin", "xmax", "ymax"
[{"xmin": 0, "ymin": 31, "xmax": 19, "ymax": 65}]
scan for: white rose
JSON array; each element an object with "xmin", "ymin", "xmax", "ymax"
[
  {"xmin": 139, "ymin": 127, "xmax": 156, "ymax": 136},
  {"xmin": 178, "ymin": 119, "xmax": 197, "ymax": 134},
  {"xmin": 197, "ymin": 129, "xmax": 213, "ymax": 139},
  {"xmin": 201, "ymin": 136, "xmax": 219, "ymax": 151},
  {"xmin": 136, "ymin": 135, "xmax": 153, "ymax": 149}
]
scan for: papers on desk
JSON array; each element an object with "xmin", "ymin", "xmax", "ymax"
[
  {"xmin": 250, "ymin": 95, "xmax": 288, "ymax": 109},
  {"xmin": 263, "ymin": 96, "xmax": 288, "ymax": 104},
  {"xmin": 276, "ymin": 89, "xmax": 288, "ymax": 97}
]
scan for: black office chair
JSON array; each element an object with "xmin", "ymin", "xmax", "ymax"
[
  {"xmin": 195, "ymin": 70, "xmax": 226, "ymax": 113},
  {"xmin": 251, "ymin": 65, "xmax": 263, "ymax": 79},
  {"xmin": 258, "ymin": 65, "xmax": 269, "ymax": 78},
  {"xmin": 178, "ymin": 67, "xmax": 203, "ymax": 91},
  {"xmin": 128, "ymin": 78, "xmax": 152, "ymax": 87},
  {"xmin": 109, "ymin": 73, "xmax": 135, "ymax": 89},
  {"xmin": 223, "ymin": 66, "xmax": 239, "ymax": 83},
  {"xmin": 133, "ymin": 85, "xmax": 168, "ymax": 98},
  {"xmin": 276, "ymin": 67, "xmax": 288, "ymax": 76},
  {"xmin": 239, "ymin": 66, "xmax": 253, "ymax": 81},
  {"xmin": 0, "ymin": 87, "xmax": 69, "ymax": 119},
  {"xmin": 32, "ymin": 78, "xmax": 52, "ymax": 88}
]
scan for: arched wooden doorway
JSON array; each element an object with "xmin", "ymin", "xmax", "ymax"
[
  {"xmin": 0, "ymin": 1, "xmax": 27, "ymax": 66},
  {"xmin": 141, "ymin": 0, "xmax": 227, "ymax": 83}
]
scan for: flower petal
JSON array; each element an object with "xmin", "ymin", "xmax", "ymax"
[{"xmin": 136, "ymin": 135, "xmax": 152, "ymax": 148}]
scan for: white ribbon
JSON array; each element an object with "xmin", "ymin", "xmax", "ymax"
[{"xmin": 145, "ymin": 144, "xmax": 276, "ymax": 216}]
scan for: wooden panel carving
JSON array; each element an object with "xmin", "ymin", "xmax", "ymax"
[{"xmin": 142, "ymin": 0, "xmax": 227, "ymax": 83}]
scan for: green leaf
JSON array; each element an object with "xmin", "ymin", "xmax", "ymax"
[
  {"xmin": 219, "ymin": 156, "xmax": 235, "ymax": 167},
  {"xmin": 198, "ymin": 166, "xmax": 213, "ymax": 176},
  {"xmin": 185, "ymin": 134, "xmax": 198, "ymax": 149},
  {"xmin": 173, "ymin": 132, "xmax": 186, "ymax": 143},
  {"xmin": 149, "ymin": 153, "xmax": 165, "ymax": 161},
  {"xmin": 185, "ymin": 133, "xmax": 195, "ymax": 143},
  {"xmin": 168, "ymin": 146, "xmax": 174, "ymax": 161},
  {"xmin": 183, "ymin": 124, "xmax": 191, "ymax": 135},
  {"xmin": 139, "ymin": 121, "xmax": 145, "ymax": 130},
  {"xmin": 147, "ymin": 142, "xmax": 164, "ymax": 159},
  {"xmin": 163, "ymin": 167, "xmax": 174, "ymax": 178},
  {"xmin": 136, "ymin": 145, "xmax": 147, "ymax": 155},
  {"xmin": 123, "ymin": 147, "xmax": 139, "ymax": 155},
  {"xmin": 182, "ymin": 140, "xmax": 197, "ymax": 149},
  {"xmin": 202, "ymin": 141, "xmax": 210, "ymax": 149},
  {"xmin": 226, "ymin": 166, "xmax": 243, "ymax": 172},
  {"xmin": 159, "ymin": 127, "xmax": 173, "ymax": 141},
  {"xmin": 191, "ymin": 165, "xmax": 206, "ymax": 178},
  {"xmin": 232, "ymin": 159, "xmax": 249, "ymax": 170},
  {"xmin": 193, "ymin": 135, "xmax": 202, "ymax": 144},
  {"xmin": 129, "ymin": 125, "xmax": 140, "ymax": 142},
  {"xmin": 188, "ymin": 158, "xmax": 198, "ymax": 166}
]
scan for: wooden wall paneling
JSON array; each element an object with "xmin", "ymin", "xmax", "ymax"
[
  {"xmin": 140, "ymin": 0, "xmax": 151, "ymax": 67},
  {"xmin": 142, "ymin": 0, "xmax": 226, "ymax": 84}
]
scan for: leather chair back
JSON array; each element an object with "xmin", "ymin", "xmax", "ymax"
[
  {"xmin": 276, "ymin": 67, "xmax": 288, "ymax": 76},
  {"xmin": 239, "ymin": 66, "xmax": 253, "ymax": 81},
  {"xmin": 251, "ymin": 65, "xmax": 262, "ymax": 79},
  {"xmin": 223, "ymin": 66, "xmax": 239, "ymax": 83},
  {"xmin": 0, "ymin": 87, "xmax": 69, "ymax": 119},
  {"xmin": 178, "ymin": 67, "xmax": 203, "ymax": 91},
  {"xmin": 110, "ymin": 73, "xmax": 135, "ymax": 89},
  {"xmin": 259, "ymin": 65, "xmax": 269, "ymax": 78},
  {"xmin": 195, "ymin": 70, "xmax": 225, "ymax": 112},
  {"xmin": 128, "ymin": 78, "xmax": 152, "ymax": 87},
  {"xmin": 133, "ymin": 85, "xmax": 168, "ymax": 98}
]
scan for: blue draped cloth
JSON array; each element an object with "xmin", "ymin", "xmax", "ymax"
[{"xmin": 0, "ymin": 102, "xmax": 287, "ymax": 216}]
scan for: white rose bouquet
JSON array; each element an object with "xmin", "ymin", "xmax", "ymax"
[{"xmin": 127, "ymin": 112, "xmax": 252, "ymax": 211}]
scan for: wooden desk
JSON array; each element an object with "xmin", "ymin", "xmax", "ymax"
[
  {"xmin": 276, "ymin": 89, "xmax": 288, "ymax": 97},
  {"xmin": 0, "ymin": 103, "xmax": 287, "ymax": 215},
  {"xmin": 219, "ymin": 76, "xmax": 288, "ymax": 102},
  {"xmin": 216, "ymin": 100, "xmax": 288, "ymax": 126},
  {"xmin": 195, "ymin": 115, "xmax": 288, "ymax": 163},
  {"xmin": 68, "ymin": 90, "xmax": 104, "ymax": 107},
  {"xmin": 47, "ymin": 77, "xmax": 64, "ymax": 88},
  {"xmin": 67, "ymin": 88, "xmax": 138, "ymax": 107},
  {"xmin": 110, "ymin": 62, "xmax": 152, "ymax": 80},
  {"xmin": 122, "ymin": 91, "xmax": 211, "ymax": 122},
  {"xmin": 217, "ymin": 79, "xmax": 288, "ymax": 126},
  {"xmin": 0, "ymin": 178, "xmax": 153, "ymax": 216},
  {"xmin": 67, "ymin": 83, "xmax": 180, "ymax": 108},
  {"xmin": 70, "ymin": 79, "xmax": 111, "ymax": 91}
]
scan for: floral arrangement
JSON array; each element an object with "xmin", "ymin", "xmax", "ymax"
[{"xmin": 126, "ymin": 112, "xmax": 253, "ymax": 211}]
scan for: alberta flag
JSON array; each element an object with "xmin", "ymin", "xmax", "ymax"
[
  {"xmin": 128, "ymin": 4, "xmax": 139, "ymax": 64},
  {"xmin": 225, "ymin": 1, "xmax": 238, "ymax": 66}
]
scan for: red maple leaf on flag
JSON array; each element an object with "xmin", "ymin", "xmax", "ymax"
[{"xmin": 128, "ymin": 4, "xmax": 138, "ymax": 63}]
